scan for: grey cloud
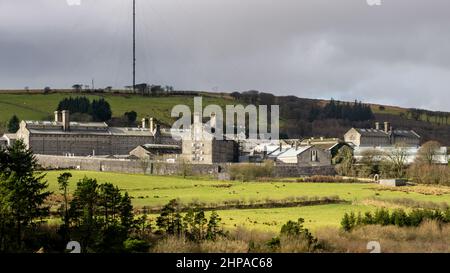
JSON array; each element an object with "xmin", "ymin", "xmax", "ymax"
[{"xmin": 0, "ymin": 0, "xmax": 449, "ymax": 111}]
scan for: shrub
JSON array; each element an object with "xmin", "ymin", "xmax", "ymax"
[
  {"xmin": 374, "ymin": 208, "xmax": 391, "ymax": 226},
  {"xmin": 408, "ymin": 163, "xmax": 450, "ymax": 186},
  {"xmin": 316, "ymin": 220, "xmax": 450, "ymax": 253},
  {"xmin": 391, "ymin": 209, "xmax": 409, "ymax": 227},
  {"xmin": 280, "ymin": 218, "xmax": 319, "ymax": 251},
  {"xmin": 123, "ymin": 238, "xmax": 150, "ymax": 253},
  {"xmin": 341, "ymin": 208, "xmax": 450, "ymax": 231},
  {"xmin": 341, "ymin": 212, "xmax": 356, "ymax": 231},
  {"xmin": 296, "ymin": 175, "xmax": 360, "ymax": 183},
  {"xmin": 229, "ymin": 161, "xmax": 274, "ymax": 182},
  {"xmin": 266, "ymin": 237, "xmax": 281, "ymax": 251}
]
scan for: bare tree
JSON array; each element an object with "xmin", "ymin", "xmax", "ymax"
[
  {"xmin": 416, "ymin": 141, "xmax": 442, "ymax": 165},
  {"xmin": 383, "ymin": 143, "xmax": 409, "ymax": 178},
  {"xmin": 72, "ymin": 84, "xmax": 82, "ymax": 92},
  {"xmin": 359, "ymin": 149, "xmax": 383, "ymax": 178},
  {"xmin": 334, "ymin": 146, "xmax": 355, "ymax": 176}
]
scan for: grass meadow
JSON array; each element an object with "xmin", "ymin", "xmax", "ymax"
[
  {"xmin": 43, "ymin": 170, "xmax": 450, "ymax": 232},
  {"xmin": 2, "ymin": 92, "xmax": 446, "ymax": 132},
  {"xmin": 0, "ymin": 93, "xmax": 235, "ymax": 128}
]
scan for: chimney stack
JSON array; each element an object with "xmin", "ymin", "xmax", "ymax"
[
  {"xmin": 375, "ymin": 122, "xmax": 380, "ymax": 130},
  {"xmin": 54, "ymin": 111, "xmax": 63, "ymax": 122},
  {"xmin": 62, "ymin": 110, "xmax": 70, "ymax": 131},
  {"xmin": 149, "ymin": 117, "xmax": 154, "ymax": 132},
  {"xmin": 193, "ymin": 112, "xmax": 201, "ymax": 125},
  {"xmin": 141, "ymin": 118, "xmax": 147, "ymax": 129},
  {"xmin": 210, "ymin": 113, "xmax": 216, "ymax": 132},
  {"xmin": 384, "ymin": 121, "xmax": 391, "ymax": 133}
]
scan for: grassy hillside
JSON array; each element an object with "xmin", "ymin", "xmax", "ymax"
[
  {"xmin": 0, "ymin": 91, "xmax": 448, "ymax": 144},
  {"xmin": 44, "ymin": 171, "xmax": 450, "ymax": 232},
  {"xmin": 0, "ymin": 92, "xmax": 236, "ymax": 130}
]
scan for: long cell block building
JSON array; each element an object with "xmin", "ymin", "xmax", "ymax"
[{"xmin": 16, "ymin": 111, "xmax": 158, "ymax": 156}]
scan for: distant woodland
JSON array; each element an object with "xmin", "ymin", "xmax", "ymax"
[{"xmin": 231, "ymin": 90, "xmax": 450, "ymax": 146}]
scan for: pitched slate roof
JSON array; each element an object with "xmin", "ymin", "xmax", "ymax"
[
  {"xmin": 392, "ymin": 130, "xmax": 421, "ymax": 139},
  {"xmin": 277, "ymin": 146, "xmax": 312, "ymax": 158},
  {"xmin": 141, "ymin": 144, "xmax": 181, "ymax": 150},
  {"xmin": 354, "ymin": 128, "xmax": 420, "ymax": 140},
  {"xmin": 25, "ymin": 120, "xmax": 155, "ymax": 137},
  {"xmin": 355, "ymin": 128, "xmax": 389, "ymax": 137}
]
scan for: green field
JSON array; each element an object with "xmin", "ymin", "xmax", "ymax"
[{"xmin": 44, "ymin": 171, "xmax": 450, "ymax": 232}]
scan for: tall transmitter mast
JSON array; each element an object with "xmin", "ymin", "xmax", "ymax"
[{"xmin": 132, "ymin": 0, "xmax": 136, "ymax": 93}]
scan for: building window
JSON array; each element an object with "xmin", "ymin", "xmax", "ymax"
[{"xmin": 311, "ymin": 150, "xmax": 318, "ymax": 162}]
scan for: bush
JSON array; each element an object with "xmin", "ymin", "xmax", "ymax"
[
  {"xmin": 341, "ymin": 212, "xmax": 356, "ymax": 231},
  {"xmin": 341, "ymin": 208, "xmax": 450, "ymax": 231},
  {"xmin": 408, "ymin": 163, "xmax": 450, "ymax": 186},
  {"xmin": 280, "ymin": 218, "xmax": 319, "ymax": 251},
  {"xmin": 229, "ymin": 161, "xmax": 274, "ymax": 182},
  {"xmin": 316, "ymin": 221, "xmax": 450, "ymax": 253},
  {"xmin": 391, "ymin": 209, "xmax": 409, "ymax": 227},
  {"xmin": 296, "ymin": 175, "xmax": 360, "ymax": 183},
  {"xmin": 124, "ymin": 238, "xmax": 150, "ymax": 253},
  {"xmin": 266, "ymin": 237, "xmax": 281, "ymax": 251}
]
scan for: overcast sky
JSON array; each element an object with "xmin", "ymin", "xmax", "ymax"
[{"xmin": 1, "ymin": 0, "xmax": 449, "ymax": 111}]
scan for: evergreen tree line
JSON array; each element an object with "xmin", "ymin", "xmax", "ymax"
[
  {"xmin": 406, "ymin": 108, "xmax": 450, "ymax": 125},
  {"xmin": 0, "ymin": 140, "xmax": 50, "ymax": 252},
  {"xmin": 309, "ymin": 99, "xmax": 374, "ymax": 122},
  {"xmin": 155, "ymin": 199, "xmax": 225, "ymax": 242},
  {"xmin": 57, "ymin": 96, "xmax": 112, "ymax": 122},
  {"xmin": 0, "ymin": 141, "xmax": 226, "ymax": 252},
  {"xmin": 0, "ymin": 140, "xmax": 146, "ymax": 253},
  {"xmin": 155, "ymin": 202, "xmax": 323, "ymax": 252},
  {"xmin": 60, "ymin": 176, "xmax": 137, "ymax": 253},
  {"xmin": 341, "ymin": 208, "xmax": 450, "ymax": 232}
]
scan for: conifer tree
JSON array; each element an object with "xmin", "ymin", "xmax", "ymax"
[
  {"xmin": 7, "ymin": 115, "xmax": 20, "ymax": 133},
  {"xmin": 0, "ymin": 140, "xmax": 50, "ymax": 251}
]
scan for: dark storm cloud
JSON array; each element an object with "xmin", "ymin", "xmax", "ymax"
[{"xmin": 0, "ymin": 0, "xmax": 449, "ymax": 111}]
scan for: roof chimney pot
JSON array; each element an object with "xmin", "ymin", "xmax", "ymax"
[
  {"xmin": 384, "ymin": 122, "xmax": 391, "ymax": 133},
  {"xmin": 62, "ymin": 110, "xmax": 70, "ymax": 131}
]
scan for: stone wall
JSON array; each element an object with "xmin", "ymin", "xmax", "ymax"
[
  {"xmin": 272, "ymin": 164, "xmax": 336, "ymax": 177},
  {"xmin": 36, "ymin": 155, "xmax": 144, "ymax": 173},
  {"xmin": 36, "ymin": 155, "xmax": 221, "ymax": 176},
  {"xmin": 36, "ymin": 155, "xmax": 336, "ymax": 178}
]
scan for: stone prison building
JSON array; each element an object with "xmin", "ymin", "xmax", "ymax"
[{"xmin": 16, "ymin": 110, "xmax": 164, "ymax": 156}]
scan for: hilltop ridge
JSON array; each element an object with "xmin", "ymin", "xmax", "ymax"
[{"xmin": 0, "ymin": 89, "xmax": 448, "ymax": 145}]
